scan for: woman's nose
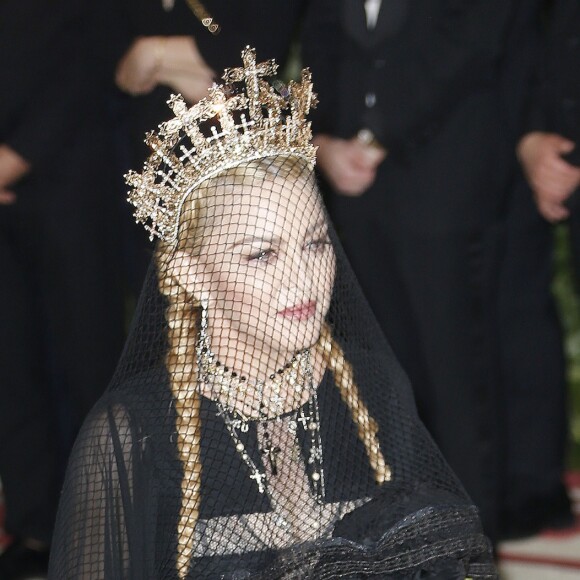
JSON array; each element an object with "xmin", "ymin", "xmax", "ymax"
[
  {"xmin": 291, "ymin": 252, "xmax": 315, "ymax": 284},
  {"xmin": 279, "ymin": 257, "xmax": 310, "ymax": 298},
  {"xmin": 279, "ymin": 284, "xmax": 310, "ymax": 307}
]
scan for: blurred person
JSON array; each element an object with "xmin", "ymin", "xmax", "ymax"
[
  {"xmin": 517, "ymin": 0, "xmax": 580, "ymax": 232},
  {"xmin": 504, "ymin": 0, "xmax": 580, "ymax": 535},
  {"xmin": 302, "ymin": 0, "xmax": 520, "ymax": 541},
  {"xmin": 0, "ymin": 0, "xmax": 124, "ymax": 576},
  {"xmin": 101, "ymin": 0, "xmax": 309, "ymax": 291},
  {"xmin": 498, "ymin": 178, "xmax": 572, "ymax": 539}
]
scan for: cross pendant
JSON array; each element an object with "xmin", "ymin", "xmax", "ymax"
[
  {"xmin": 250, "ymin": 471, "xmax": 266, "ymax": 494},
  {"xmin": 297, "ymin": 413, "xmax": 310, "ymax": 428},
  {"xmin": 261, "ymin": 441, "xmax": 281, "ymax": 476}
]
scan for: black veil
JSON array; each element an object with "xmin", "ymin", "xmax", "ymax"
[{"xmin": 48, "ymin": 49, "xmax": 496, "ymax": 579}]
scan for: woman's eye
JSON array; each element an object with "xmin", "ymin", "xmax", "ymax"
[{"xmin": 249, "ymin": 249, "xmax": 276, "ymax": 262}]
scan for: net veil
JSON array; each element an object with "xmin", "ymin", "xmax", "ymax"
[{"xmin": 48, "ymin": 51, "xmax": 496, "ymax": 580}]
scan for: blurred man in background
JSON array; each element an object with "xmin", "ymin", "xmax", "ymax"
[{"xmin": 0, "ymin": 1, "xmax": 124, "ymax": 576}]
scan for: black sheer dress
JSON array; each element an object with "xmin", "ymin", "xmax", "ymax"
[{"xmin": 48, "ymin": 49, "xmax": 496, "ymax": 579}]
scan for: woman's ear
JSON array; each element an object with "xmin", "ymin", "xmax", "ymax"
[{"xmin": 168, "ymin": 250, "xmax": 207, "ymax": 299}]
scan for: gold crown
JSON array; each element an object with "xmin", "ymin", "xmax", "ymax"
[{"xmin": 126, "ymin": 46, "xmax": 318, "ymax": 243}]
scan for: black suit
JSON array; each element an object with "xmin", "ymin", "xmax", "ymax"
[
  {"xmin": 0, "ymin": 0, "xmax": 124, "ymax": 544},
  {"xmin": 495, "ymin": 0, "xmax": 580, "ymax": 535},
  {"xmin": 302, "ymin": 0, "xmax": 518, "ymax": 539},
  {"xmin": 496, "ymin": 0, "xmax": 573, "ymax": 536},
  {"xmin": 527, "ymin": 0, "xmax": 580, "ymax": 145}
]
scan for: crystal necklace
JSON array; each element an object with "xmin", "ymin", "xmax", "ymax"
[
  {"xmin": 198, "ymin": 346, "xmax": 312, "ymax": 418},
  {"xmin": 207, "ymin": 349, "xmax": 326, "ymax": 500}
]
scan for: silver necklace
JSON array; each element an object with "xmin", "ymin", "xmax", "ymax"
[
  {"xmin": 196, "ymin": 302, "xmax": 324, "ymax": 498},
  {"xmin": 214, "ymin": 352, "xmax": 325, "ymax": 501}
]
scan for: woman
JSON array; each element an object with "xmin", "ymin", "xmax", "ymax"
[{"xmin": 48, "ymin": 48, "xmax": 496, "ymax": 579}]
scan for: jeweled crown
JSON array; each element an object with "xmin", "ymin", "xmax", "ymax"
[{"xmin": 126, "ymin": 47, "xmax": 318, "ymax": 243}]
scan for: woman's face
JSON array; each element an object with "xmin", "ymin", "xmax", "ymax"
[{"xmin": 186, "ymin": 171, "xmax": 336, "ymax": 366}]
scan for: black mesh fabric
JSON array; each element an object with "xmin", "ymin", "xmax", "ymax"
[{"xmin": 48, "ymin": 53, "xmax": 496, "ymax": 580}]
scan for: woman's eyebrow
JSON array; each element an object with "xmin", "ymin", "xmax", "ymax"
[{"xmin": 229, "ymin": 234, "xmax": 281, "ymax": 249}]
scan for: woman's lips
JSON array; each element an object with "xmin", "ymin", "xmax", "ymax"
[{"xmin": 278, "ymin": 300, "xmax": 317, "ymax": 320}]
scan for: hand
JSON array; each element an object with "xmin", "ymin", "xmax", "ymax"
[
  {"xmin": 0, "ymin": 188, "xmax": 16, "ymax": 205},
  {"xmin": 517, "ymin": 131, "xmax": 580, "ymax": 223},
  {"xmin": 155, "ymin": 36, "xmax": 215, "ymax": 103},
  {"xmin": 314, "ymin": 135, "xmax": 387, "ymax": 197},
  {"xmin": 0, "ymin": 144, "xmax": 30, "ymax": 203},
  {"xmin": 159, "ymin": 68, "xmax": 215, "ymax": 105},
  {"xmin": 116, "ymin": 36, "xmax": 164, "ymax": 96}
]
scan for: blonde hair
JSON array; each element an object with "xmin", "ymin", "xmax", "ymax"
[
  {"xmin": 316, "ymin": 324, "xmax": 391, "ymax": 484},
  {"xmin": 155, "ymin": 265, "xmax": 201, "ymax": 577},
  {"xmin": 155, "ymin": 156, "xmax": 389, "ymax": 577}
]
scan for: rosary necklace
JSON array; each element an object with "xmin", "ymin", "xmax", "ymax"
[
  {"xmin": 209, "ymin": 349, "xmax": 326, "ymax": 500},
  {"xmin": 216, "ymin": 388, "xmax": 326, "ymax": 500},
  {"xmin": 196, "ymin": 303, "xmax": 325, "ymax": 499}
]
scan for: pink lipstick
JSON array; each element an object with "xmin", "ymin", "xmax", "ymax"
[{"xmin": 278, "ymin": 300, "xmax": 317, "ymax": 320}]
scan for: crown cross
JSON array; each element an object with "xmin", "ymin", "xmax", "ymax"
[
  {"xmin": 290, "ymin": 70, "xmax": 318, "ymax": 119},
  {"xmin": 126, "ymin": 47, "xmax": 317, "ymax": 243},
  {"xmin": 207, "ymin": 86, "xmax": 247, "ymax": 133},
  {"xmin": 223, "ymin": 48, "xmax": 278, "ymax": 120}
]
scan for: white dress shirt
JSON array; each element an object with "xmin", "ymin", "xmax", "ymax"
[{"xmin": 364, "ymin": 0, "xmax": 382, "ymax": 29}]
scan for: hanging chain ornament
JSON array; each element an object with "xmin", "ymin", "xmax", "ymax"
[
  {"xmin": 161, "ymin": 0, "xmax": 220, "ymax": 35},
  {"xmin": 186, "ymin": 0, "xmax": 221, "ymax": 35}
]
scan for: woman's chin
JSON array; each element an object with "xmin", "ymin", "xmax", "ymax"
[{"xmin": 278, "ymin": 322, "xmax": 325, "ymax": 356}]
